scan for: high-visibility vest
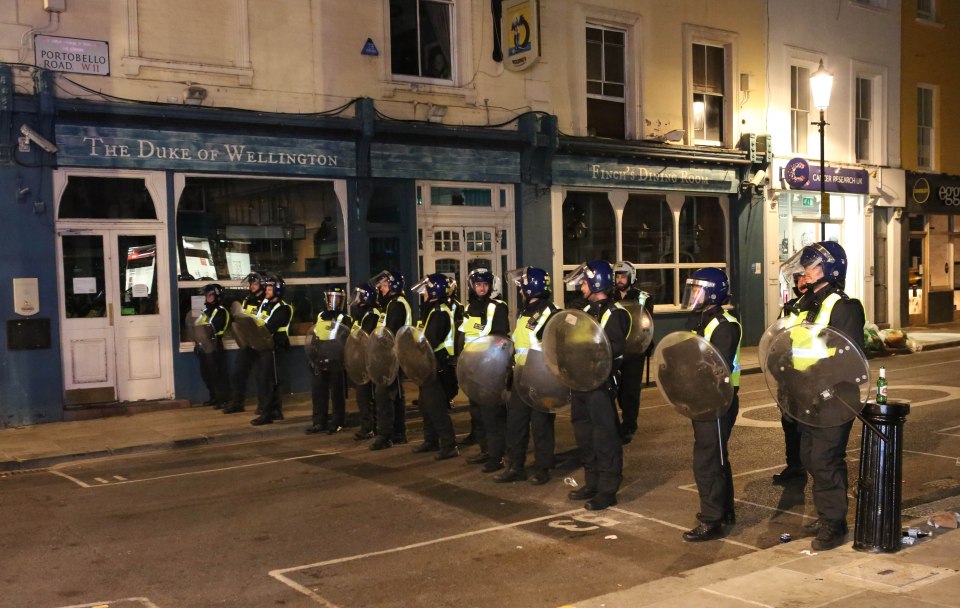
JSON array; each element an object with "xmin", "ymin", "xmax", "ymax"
[
  {"xmin": 424, "ymin": 302, "xmax": 456, "ymax": 356},
  {"xmin": 584, "ymin": 301, "xmax": 632, "ymax": 362},
  {"xmin": 262, "ymin": 300, "xmax": 293, "ymax": 334},
  {"xmin": 314, "ymin": 312, "xmax": 348, "ymax": 340},
  {"xmin": 242, "ymin": 295, "xmax": 262, "ymax": 316},
  {"xmin": 702, "ymin": 311, "xmax": 742, "ymax": 387},
  {"xmin": 460, "ymin": 300, "xmax": 504, "ymax": 343},
  {"xmin": 197, "ymin": 306, "xmax": 230, "ymax": 336},
  {"xmin": 784, "ymin": 292, "xmax": 842, "ymax": 371},
  {"xmin": 377, "ymin": 296, "xmax": 412, "ymax": 329},
  {"xmin": 353, "ymin": 309, "xmax": 380, "ymax": 334},
  {"xmin": 513, "ymin": 306, "xmax": 554, "ymax": 365}
]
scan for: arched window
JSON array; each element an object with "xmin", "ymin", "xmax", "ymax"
[{"xmin": 59, "ymin": 176, "xmax": 157, "ymax": 219}]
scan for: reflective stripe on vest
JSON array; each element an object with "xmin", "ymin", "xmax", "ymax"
[
  {"xmin": 583, "ymin": 301, "xmax": 632, "ymax": 362},
  {"xmin": 703, "ymin": 311, "xmax": 742, "ymax": 387},
  {"xmin": 377, "ymin": 296, "xmax": 412, "ymax": 328},
  {"xmin": 513, "ymin": 308, "xmax": 553, "ymax": 365},
  {"xmin": 265, "ymin": 300, "xmax": 293, "ymax": 334},
  {"xmin": 424, "ymin": 302, "xmax": 456, "ymax": 356},
  {"xmin": 460, "ymin": 300, "xmax": 502, "ymax": 342},
  {"xmin": 785, "ymin": 292, "xmax": 842, "ymax": 371},
  {"xmin": 315, "ymin": 313, "xmax": 348, "ymax": 340},
  {"xmin": 197, "ymin": 307, "xmax": 230, "ymax": 336}
]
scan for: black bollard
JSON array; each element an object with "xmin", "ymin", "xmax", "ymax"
[{"xmin": 853, "ymin": 399, "xmax": 910, "ymax": 553}]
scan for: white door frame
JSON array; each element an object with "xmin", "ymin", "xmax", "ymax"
[{"xmin": 54, "ymin": 168, "xmax": 173, "ymax": 403}]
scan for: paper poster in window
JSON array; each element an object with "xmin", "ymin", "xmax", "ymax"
[{"xmin": 501, "ymin": 0, "xmax": 540, "ymax": 71}]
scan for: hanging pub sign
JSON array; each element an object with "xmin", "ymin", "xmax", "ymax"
[{"xmin": 501, "ymin": 0, "xmax": 540, "ymax": 71}]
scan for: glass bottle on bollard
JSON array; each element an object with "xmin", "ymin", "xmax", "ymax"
[{"xmin": 876, "ymin": 366, "xmax": 888, "ymax": 405}]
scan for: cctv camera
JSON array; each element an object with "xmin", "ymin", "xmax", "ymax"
[
  {"xmin": 749, "ymin": 169, "xmax": 766, "ymax": 188},
  {"xmin": 19, "ymin": 124, "xmax": 59, "ymax": 154}
]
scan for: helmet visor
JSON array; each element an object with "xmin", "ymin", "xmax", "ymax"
[
  {"xmin": 681, "ymin": 278, "xmax": 714, "ymax": 310},
  {"xmin": 506, "ymin": 267, "xmax": 527, "ymax": 287},
  {"xmin": 562, "ymin": 263, "xmax": 589, "ymax": 289},
  {"xmin": 410, "ymin": 277, "xmax": 431, "ymax": 295},
  {"xmin": 368, "ymin": 270, "xmax": 394, "ymax": 290},
  {"xmin": 351, "ymin": 286, "xmax": 368, "ymax": 306},
  {"xmin": 325, "ymin": 291, "xmax": 345, "ymax": 311}
]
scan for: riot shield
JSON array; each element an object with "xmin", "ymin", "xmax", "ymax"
[
  {"xmin": 541, "ymin": 309, "xmax": 612, "ymax": 392},
  {"xmin": 762, "ymin": 324, "xmax": 870, "ymax": 428},
  {"xmin": 515, "ymin": 348, "xmax": 572, "ymax": 413},
  {"xmin": 344, "ymin": 328, "xmax": 370, "ymax": 384},
  {"xmin": 304, "ymin": 320, "xmax": 350, "ymax": 370},
  {"xmin": 230, "ymin": 313, "xmax": 274, "ymax": 352},
  {"xmin": 621, "ymin": 302, "xmax": 655, "ymax": 356},
  {"xmin": 192, "ymin": 323, "xmax": 217, "ymax": 354},
  {"xmin": 652, "ymin": 332, "xmax": 734, "ymax": 421},
  {"xmin": 366, "ymin": 326, "xmax": 399, "ymax": 385},
  {"xmin": 457, "ymin": 335, "xmax": 514, "ymax": 407},
  {"xmin": 757, "ymin": 317, "xmax": 792, "ymax": 372},
  {"xmin": 396, "ymin": 325, "xmax": 436, "ymax": 386}
]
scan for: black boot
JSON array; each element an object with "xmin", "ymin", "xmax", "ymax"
[
  {"xmin": 250, "ymin": 415, "xmax": 273, "ymax": 426},
  {"xmin": 682, "ymin": 521, "xmax": 723, "ymax": 542},
  {"xmin": 434, "ymin": 445, "xmax": 459, "ymax": 460},
  {"xmin": 529, "ymin": 469, "xmax": 550, "ymax": 485},
  {"xmin": 772, "ymin": 465, "xmax": 807, "ymax": 485},
  {"xmin": 811, "ymin": 520, "xmax": 847, "ymax": 551},
  {"xmin": 481, "ymin": 459, "xmax": 504, "ymax": 473},
  {"xmin": 465, "ymin": 452, "xmax": 489, "ymax": 464},
  {"xmin": 369, "ymin": 436, "xmax": 393, "ymax": 451},
  {"xmin": 567, "ymin": 487, "xmax": 598, "ymax": 501},
  {"xmin": 412, "ymin": 442, "xmax": 440, "ymax": 454},
  {"xmin": 585, "ymin": 494, "xmax": 617, "ymax": 511},
  {"xmin": 493, "ymin": 467, "xmax": 526, "ymax": 483}
]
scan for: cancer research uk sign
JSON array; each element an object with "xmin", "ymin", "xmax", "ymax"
[
  {"xmin": 55, "ymin": 125, "xmax": 356, "ymax": 177},
  {"xmin": 782, "ymin": 157, "xmax": 869, "ymax": 195},
  {"xmin": 35, "ymin": 35, "xmax": 109, "ymax": 76}
]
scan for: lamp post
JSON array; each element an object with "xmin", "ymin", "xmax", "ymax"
[{"xmin": 810, "ymin": 59, "xmax": 834, "ymax": 240}]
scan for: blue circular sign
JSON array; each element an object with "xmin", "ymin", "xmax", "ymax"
[{"xmin": 784, "ymin": 157, "xmax": 811, "ymax": 188}]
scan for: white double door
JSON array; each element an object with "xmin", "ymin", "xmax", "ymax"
[
  {"xmin": 422, "ymin": 226, "xmax": 502, "ymax": 304},
  {"xmin": 57, "ymin": 226, "xmax": 174, "ymax": 403}
]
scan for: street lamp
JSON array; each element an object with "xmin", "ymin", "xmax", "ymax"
[{"xmin": 810, "ymin": 59, "xmax": 834, "ymax": 240}]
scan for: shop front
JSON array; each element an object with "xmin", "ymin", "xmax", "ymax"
[{"xmin": 905, "ymin": 171, "xmax": 960, "ymax": 325}]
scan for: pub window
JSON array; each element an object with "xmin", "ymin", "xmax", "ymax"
[
  {"xmin": 586, "ymin": 24, "xmax": 626, "ymax": 138},
  {"xmin": 175, "ymin": 177, "xmax": 346, "ymax": 346},
  {"xmin": 390, "ymin": 0, "xmax": 454, "ymax": 82},
  {"xmin": 59, "ymin": 176, "xmax": 157, "ymax": 220},
  {"xmin": 917, "ymin": 85, "xmax": 935, "ymax": 170}
]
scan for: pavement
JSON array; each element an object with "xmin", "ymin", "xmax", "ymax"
[{"xmin": 3, "ymin": 321, "xmax": 960, "ymax": 607}]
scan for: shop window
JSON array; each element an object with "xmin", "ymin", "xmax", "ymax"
[
  {"xmin": 777, "ymin": 191, "xmax": 843, "ymax": 264},
  {"xmin": 586, "ymin": 25, "xmax": 626, "ymax": 138},
  {"xmin": 622, "ymin": 195, "xmax": 672, "ymax": 304},
  {"xmin": 430, "ymin": 186, "xmax": 492, "ymax": 207},
  {"xmin": 692, "ymin": 43, "xmax": 725, "ymax": 145},
  {"xmin": 562, "ymin": 191, "xmax": 616, "ymax": 265},
  {"xmin": 917, "ymin": 86, "xmax": 935, "ymax": 170},
  {"xmin": 790, "ymin": 65, "xmax": 810, "ymax": 154},
  {"xmin": 390, "ymin": 0, "xmax": 454, "ymax": 82},
  {"xmin": 59, "ymin": 176, "xmax": 157, "ymax": 219},
  {"xmin": 176, "ymin": 177, "xmax": 346, "ymax": 345},
  {"xmin": 680, "ymin": 197, "xmax": 725, "ymax": 264},
  {"xmin": 856, "ymin": 77, "xmax": 872, "ymax": 163}
]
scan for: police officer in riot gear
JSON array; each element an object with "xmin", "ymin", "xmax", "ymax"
[
  {"xmin": 564, "ymin": 261, "xmax": 631, "ymax": 510},
  {"xmin": 495, "ymin": 267, "xmax": 558, "ymax": 483},
  {"xmin": 251, "ymin": 274, "xmax": 293, "ymax": 426},
  {"xmin": 680, "ymin": 268, "xmax": 742, "ymax": 542},
  {"xmin": 224, "ymin": 271, "xmax": 266, "ymax": 414},
  {"xmin": 460, "ymin": 268, "xmax": 510, "ymax": 467},
  {"xmin": 351, "ymin": 283, "xmax": 380, "ymax": 440},
  {"xmin": 782, "ymin": 241, "xmax": 865, "ymax": 551},
  {"xmin": 444, "ymin": 277, "xmax": 464, "ymax": 413},
  {"xmin": 306, "ymin": 288, "xmax": 353, "ymax": 435},
  {"xmin": 772, "ymin": 272, "xmax": 809, "ymax": 484},
  {"xmin": 611, "ymin": 260, "xmax": 653, "ymax": 444},
  {"xmin": 196, "ymin": 283, "xmax": 231, "ymax": 408},
  {"xmin": 369, "ymin": 269, "xmax": 412, "ymax": 450},
  {"xmin": 409, "ymin": 274, "xmax": 460, "ymax": 460}
]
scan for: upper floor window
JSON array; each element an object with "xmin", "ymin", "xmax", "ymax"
[
  {"xmin": 855, "ymin": 77, "xmax": 873, "ymax": 163},
  {"xmin": 692, "ymin": 43, "xmax": 725, "ymax": 144},
  {"xmin": 917, "ymin": 0, "xmax": 936, "ymax": 20},
  {"xmin": 853, "ymin": 0, "xmax": 887, "ymax": 8},
  {"xmin": 917, "ymin": 86, "xmax": 935, "ymax": 169},
  {"xmin": 790, "ymin": 65, "xmax": 810, "ymax": 154},
  {"xmin": 586, "ymin": 25, "xmax": 626, "ymax": 138},
  {"xmin": 390, "ymin": 0, "xmax": 454, "ymax": 82}
]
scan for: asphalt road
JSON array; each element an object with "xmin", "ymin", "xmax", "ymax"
[{"xmin": 3, "ymin": 348, "xmax": 960, "ymax": 608}]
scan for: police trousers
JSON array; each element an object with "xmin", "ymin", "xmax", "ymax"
[
  {"xmin": 571, "ymin": 386, "xmax": 622, "ymax": 497},
  {"xmin": 311, "ymin": 368, "xmax": 345, "ymax": 428},
  {"xmin": 197, "ymin": 342, "xmax": 229, "ymax": 404},
  {"xmin": 691, "ymin": 394, "xmax": 739, "ymax": 523},
  {"xmin": 478, "ymin": 400, "xmax": 507, "ymax": 461},
  {"xmin": 230, "ymin": 347, "xmax": 259, "ymax": 408},
  {"xmin": 418, "ymin": 374, "xmax": 456, "ymax": 448},
  {"xmin": 617, "ymin": 356, "xmax": 645, "ymax": 435},
  {"xmin": 374, "ymin": 377, "xmax": 406, "ymax": 440},
  {"xmin": 799, "ymin": 419, "xmax": 854, "ymax": 522},
  {"xmin": 256, "ymin": 348, "xmax": 287, "ymax": 418},
  {"xmin": 354, "ymin": 381, "xmax": 375, "ymax": 434},
  {"xmin": 505, "ymin": 390, "xmax": 555, "ymax": 471}
]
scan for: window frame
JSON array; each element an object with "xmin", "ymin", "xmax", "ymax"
[
  {"xmin": 585, "ymin": 23, "xmax": 627, "ymax": 138},
  {"xmin": 557, "ymin": 188, "xmax": 729, "ymax": 311},
  {"xmin": 850, "ymin": 64, "xmax": 885, "ymax": 166},
  {"xmin": 917, "ymin": 84, "xmax": 936, "ymax": 170},
  {"xmin": 173, "ymin": 173, "xmax": 350, "ymax": 351},
  {"xmin": 683, "ymin": 25, "xmax": 737, "ymax": 147},
  {"xmin": 917, "ymin": 0, "xmax": 936, "ymax": 20},
  {"xmin": 385, "ymin": 0, "xmax": 459, "ymax": 86},
  {"xmin": 790, "ymin": 64, "xmax": 812, "ymax": 155}
]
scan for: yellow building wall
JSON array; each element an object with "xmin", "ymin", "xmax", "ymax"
[{"xmin": 902, "ymin": 0, "xmax": 960, "ymax": 174}]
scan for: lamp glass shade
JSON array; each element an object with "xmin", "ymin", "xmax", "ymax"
[{"xmin": 809, "ymin": 60, "xmax": 833, "ymax": 111}]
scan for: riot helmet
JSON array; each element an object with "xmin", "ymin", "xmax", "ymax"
[
  {"xmin": 243, "ymin": 271, "xmax": 266, "ymax": 296},
  {"xmin": 613, "ymin": 260, "xmax": 636, "ymax": 289},
  {"xmin": 564, "ymin": 260, "xmax": 613, "ymax": 294},
  {"xmin": 263, "ymin": 274, "xmax": 286, "ymax": 299},
  {"xmin": 801, "ymin": 241, "xmax": 847, "ymax": 286},
  {"xmin": 352, "ymin": 283, "xmax": 377, "ymax": 307},
  {"xmin": 681, "ymin": 267, "xmax": 729, "ymax": 311},
  {"xmin": 411, "ymin": 273, "xmax": 448, "ymax": 300},
  {"xmin": 203, "ymin": 283, "xmax": 223, "ymax": 305},
  {"xmin": 325, "ymin": 287, "xmax": 346, "ymax": 312},
  {"xmin": 507, "ymin": 266, "xmax": 551, "ymax": 300},
  {"xmin": 369, "ymin": 269, "xmax": 404, "ymax": 295}
]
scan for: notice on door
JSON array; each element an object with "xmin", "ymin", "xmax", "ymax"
[{"xmin": 73, "ymin": 277, "xmax": 97, "ymax": 294}]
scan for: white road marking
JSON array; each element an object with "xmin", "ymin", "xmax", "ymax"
[
  {"xmin": 702, "ymin": 587, "xmax": 774, "ymax": 607},
  {"xmin": 94, "ymin": 477, "xmax": 109, "ymax": 484},
  {"xmin": 55, "ymin": 598, "xmax": 160, "ymax": 608},
  {"xmin": 903, "ymin": 449, "xmax": 960, "ymax": 461},
  {"xmin": 609, "ymin": 506, "xmax": 762, "ymax": 550},
  {"xmin": 112, "ymin": 475, "xmax": 127, "ymax": 481}
]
